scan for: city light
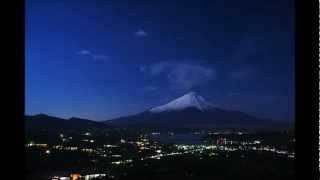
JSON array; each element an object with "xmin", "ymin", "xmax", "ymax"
[
  {"xmin": 84, "ymin": 132, "xmax": 91, "ymax": 136},
  {"xmin": 28, "ymin": 131, "xmax": 294, "ymax": 179},
  {"xmin": 26, "ymin": 143, "xmax": 47, "ymax": 148}
]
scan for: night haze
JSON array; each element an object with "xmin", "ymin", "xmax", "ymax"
[{"xmin": 26, "ymin": 0, "xmax": 294, "ymax": 122}]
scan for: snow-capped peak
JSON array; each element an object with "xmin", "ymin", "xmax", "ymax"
[{"xmin": 149, "ymin": 92, "xmax": 215, "ymax": 113}]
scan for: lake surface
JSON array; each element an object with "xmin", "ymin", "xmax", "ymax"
[{"xmin": 149, "ymin": 133, "xmax": 204, "ymax": 144}]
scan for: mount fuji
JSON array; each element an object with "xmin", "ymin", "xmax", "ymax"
[
  {"xmin": 105, "ymin": 92, "xmax": 290, "ymax": 131},
  {"xmin": 149, "ymin": 92, "xmax": 214, "ymax": 113}
]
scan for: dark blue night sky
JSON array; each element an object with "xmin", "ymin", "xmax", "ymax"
[{"xmin": 26, "ymin": 0, "xmax": 294, "ymax": 121}]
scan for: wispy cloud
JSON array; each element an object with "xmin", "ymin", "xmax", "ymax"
[
  {"xmin": 135, "ymin": 29, "xmax": 148, "ymax": 37},
  {"xmin": 139, "ymin": 65, "xmax": 147, "ymax": 72},
  {"xmin": 141, "ymin": 61, "xmax": 215, "ymax": 91},
  {"xmin": 144, "ymin": 86, "xmax": 159, "ymax": 92},
  {"xmin": 76, "ymin": 50, "xmax": 108, "ymax": 61},
  {"xmin": 92, "ymin": 55, "xmax": 108, "ymax": 60},
  {"xmin": 76, "ymin": 50, "xmax": 91, "ymax": 55}
]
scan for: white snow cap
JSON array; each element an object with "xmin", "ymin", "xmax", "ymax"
[{"xmin": 150, "ymin": 92, "xmax": 215, "ymax": 113}]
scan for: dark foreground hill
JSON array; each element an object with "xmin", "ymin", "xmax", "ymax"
[{"xmin": 25, "ymin": 114, "xmax": 114, "ymax": 134}]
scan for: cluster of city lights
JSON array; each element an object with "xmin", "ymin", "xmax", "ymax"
[
  {"xmin": 51, "ymin": 173, "xmax": 108, "ymax": 180},
  {"xmin": 27, "ymin": 131, "xmax": 294, "ymax": 179}
]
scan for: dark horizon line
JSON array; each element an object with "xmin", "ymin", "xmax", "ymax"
[{"xmin": 25, "ymin": 111, "xmax": 295, "ymax": 123}]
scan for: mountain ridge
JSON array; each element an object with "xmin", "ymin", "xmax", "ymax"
[
  {"xmin": 105, "ymin": 92, "xmax": 292, "ymax": 131},
  {"xmin": 26, "ymin": 114, "xmax": 114, "ymax": 134},
  {"xmin": 25, "ymin": 92, "xmax": 293, "ymax": 132}
]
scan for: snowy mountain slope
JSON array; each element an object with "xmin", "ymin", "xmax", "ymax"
[{"xmin": 150, "ymin": 92, "xmax": 215, "ymax": 113}]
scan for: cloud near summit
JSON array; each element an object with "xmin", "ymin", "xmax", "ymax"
[
  {"xmin": 135, "ymin": 29, "xmax": 148, "ymax": 37},
  {"xmin": 140, "ymin": 61, "xmax": 215, "ymax": 91},
  {"xmin": 76, "ymin": 50, "xmax": 108, "ymax": 61}
]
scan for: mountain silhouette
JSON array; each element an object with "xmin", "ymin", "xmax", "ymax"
[{"xmin": 105, "ymin": 92, "xmax": 291, "ymax": 131}]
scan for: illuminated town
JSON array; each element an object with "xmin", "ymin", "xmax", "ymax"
[{"xmin": 26, "ymin": 130, "xmax": 295, "ymax": 180}]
